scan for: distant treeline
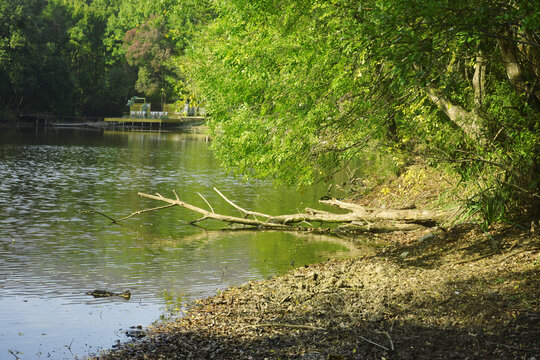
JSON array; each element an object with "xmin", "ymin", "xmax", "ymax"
[{"xmin": 0, "ymin": 0, "xmax": 213, "ymax": 118}]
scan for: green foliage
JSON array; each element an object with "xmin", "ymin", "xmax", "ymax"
[
  {"xmin": 0, "ymin": 0, "xmax": 212, "ymax": 115},
  {"xmin": 123, "ymin": 15, "xmax": 178, "ymax": 100},
  {"xmin": 105, "ymin": 0, "xmax": 214, "ymax": 104},
  {"xmin": 0, "ymin": 0, "xmax": 48, "ymax": 110},
  {"xmin": 186, "ymin": 0, "xmax": 540, "ymax": 221},
  {"xmin": 0, "ymin": 106, "xmax": 17, "ymax": 122}
]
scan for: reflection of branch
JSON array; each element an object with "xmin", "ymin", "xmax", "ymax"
[
  {"xmin": 218, "ymin": 264, "xmax": 236, "ymax": 283},
  {"xmin": 176, "ymin": 229, "xmax": 360, "ymax": 254},
  {"xmin": 81, "ymin": 209, "xmax": 119, "ymax": 223}
]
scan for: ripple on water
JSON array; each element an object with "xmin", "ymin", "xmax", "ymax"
[{"xmin": 0, "ymin": 129, "xmax": 347, "ymax": 359}]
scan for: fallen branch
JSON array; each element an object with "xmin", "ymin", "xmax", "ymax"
[
  {"xmin": 127, "ymin": 189, "xmax": 448, "ymax": 233},
  {"xmin": 81, "ymin": 209, "xmax": 119, "ymax": 223},
  {"xmin": 137, "ymin": 191, "xmax": 292, "ymax": 230},
  {"xmin": 117, "ymin": 204, "xmax": 176, "ymax": 221},
  {"xmin": 336, "ymin": 221, "xmax": 425, "ymax": 233},
  {"xmin": 197, "ymin": 192, "xmax": 214, "ymax": 213},
  {"xmin": 319, "ymin": 199, "xmax": 448, "ymax": 224}
]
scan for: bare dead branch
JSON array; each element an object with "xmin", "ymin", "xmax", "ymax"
[
  {"xmin": 81, "ymin": 209, "xmax": 119, "ymax": 223},
  {"xmin": 138, "ymin": 191, "xmax": 288, "ymax": 229},
  {"xmin": 190, "ymin": 216, "xmax": 210, "ymax": 225},
  {"xmin": 135, "ymin": 190, "xmax": 448, "ymax": 234},
  {"xmin": 197, "ymin": 192, "xmax": 215, "ymax": 213},
  {"xmin": 358, "ymin": 335, "xmax": 390, "ymax": 351},
  {"xmin": 248, "ymin": 323, "xmax": 327, "ymax": 331},
  {"xmin": 213, "ymin": 187, "xmax": 272, "ymax": 219}
]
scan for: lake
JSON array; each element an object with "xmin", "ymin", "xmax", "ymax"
[{"xmin": 0, "ymin": 128, "xmax": 354, "ymax": 359}]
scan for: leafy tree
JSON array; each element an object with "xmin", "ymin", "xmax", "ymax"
[
  {"xmin": 0, "ymin": 0, "xmax": 49, "ymax": 113},
  {"xmin": 123, "ymin": 14, "xmax": 179, "ymax": 105},
  {"xmin": 0, "ymin": 0, "xmax": 212, "ymax": 116},
  {"xmin": 43, "ymin": 0, "xmax": 132, "ymax": 115},
  {"xmin": 107, "ymin": 0, "xmax": 214, "ymax": 105},
  {"xmin": 187, "ymin": 0, "xmax": 540, "ymax": 221}
]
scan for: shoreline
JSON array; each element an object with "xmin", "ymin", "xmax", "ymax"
[
  {"xmin": 0, "ymin": 121, "xmax": 209, "ymax": 134},
  {"xmin": 92, "ymin": 224, "xmax": 539, "ymax": 359}
]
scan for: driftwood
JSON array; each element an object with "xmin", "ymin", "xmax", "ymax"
[
  {"xmin": 131, "ymin": 188, "xmax": 448, "ymax": 234},
  {"xmin": 319, "ymin": 199, "xmax": 447, "ymax": 224}
]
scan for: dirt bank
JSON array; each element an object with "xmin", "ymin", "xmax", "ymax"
[{"xmin": 91, "ymin": 223, "xmax": 539, "ymax": 359}]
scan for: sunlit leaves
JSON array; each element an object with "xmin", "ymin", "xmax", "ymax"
[{"xmin": 185, "ymin": 0, "xmax": 539, "ymax": 220}]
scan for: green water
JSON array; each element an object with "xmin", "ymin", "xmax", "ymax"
[{"xmin": 0, "ymin": 128, "xmax": 353, "ymax": 359}]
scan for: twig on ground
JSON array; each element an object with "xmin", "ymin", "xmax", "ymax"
[
  {"xmin": 486, "ymin": 341, "xmax": 540, "ymax": 352},
  {"xmin": 248, "ymin": 323, "xmax": 327, "ymax": 331},
  {"xmin": 384, "ymin": 331, "xmax": 394, "ymax": 351},
  {"xmin": 358, "ymin": 335, "xmax": 390, "ymax": 351},
  {"xmin": 498, "ymin": 248, "xmax": 532, "ymax": 262},
  {"xmin": 450, "ymin": 250, "xmax": 499, "ymax": 265}
]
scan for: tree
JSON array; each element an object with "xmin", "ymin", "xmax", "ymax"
[
  {"xmin": 107, "ymin": 0, "xmax": 214, "ymax": 106},
  {"xmin": 0, "ymin": 0, "xmax": 49, "ymax": 113},
  {"xmin": 186, "ymin": 0, "xmax": 540, "ymax": 222},
  {"xmin": 43, "ymin": 0, "xmax": 132, "ymax": 116},
  {"xmin": 123, "ymin": 14, "xmax": 178, "ymax": 105},
  {"xmin": 0, "ymin": 0, "xmax": 213, "ymax": 117}
]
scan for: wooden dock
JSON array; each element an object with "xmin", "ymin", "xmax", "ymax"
[
  {"xmin": 16, "ymin": 112, "xmax": 206, "ymax": 131},
  {"xmin": 103, "ymin": 116, "xmax": 205, "ymax": 130},
  {"xmin": 104, "ymin": 116, "xmax": 204, "ymax": 123}
]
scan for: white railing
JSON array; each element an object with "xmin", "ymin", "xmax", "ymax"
[{"xmin": 129, "ymin": 111, "xmax": 169, "ymax": 119}]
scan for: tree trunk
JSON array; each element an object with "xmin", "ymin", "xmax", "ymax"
[
  {"xmin": 425, "ymin": 87, "xmax": 482, "ymax": 140},
  {"xmin": 473, "ymin": 51, "xmax": 486, "ymax": 109},
  {"xmin": 498, "ymin": 37, "xmax": 540, "ymax": 111}
]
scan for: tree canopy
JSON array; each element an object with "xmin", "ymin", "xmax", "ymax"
[
  {"xmin": 0, "ymin": 0, "xmax": 212, "ymax": 116},
  {"xmin": 186, "ymin": 0, "xmax": 539, "ymax": 222}
]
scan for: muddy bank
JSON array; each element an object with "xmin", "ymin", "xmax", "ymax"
[{"xmin": 92, "ymin": 224, "xmax": 539, "ymax": 359}]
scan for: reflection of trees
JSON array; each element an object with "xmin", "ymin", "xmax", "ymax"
[{"xmin": 178, "ymin": 229, "xmax": 360, "ymax": 254}]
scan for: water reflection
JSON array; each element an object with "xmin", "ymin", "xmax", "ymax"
[{"xmin": 0, "ymin": 128, "xmax": 352, "ymax": 359}]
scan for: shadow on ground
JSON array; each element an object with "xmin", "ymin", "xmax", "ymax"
[{"xmin": 93, "ymin": 224, "xmax": 540, "ymax": 360}]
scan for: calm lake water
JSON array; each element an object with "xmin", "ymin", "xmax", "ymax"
[{"xmin": 0, "ymin": 128, "xmax": 354, "ymax": 359}]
